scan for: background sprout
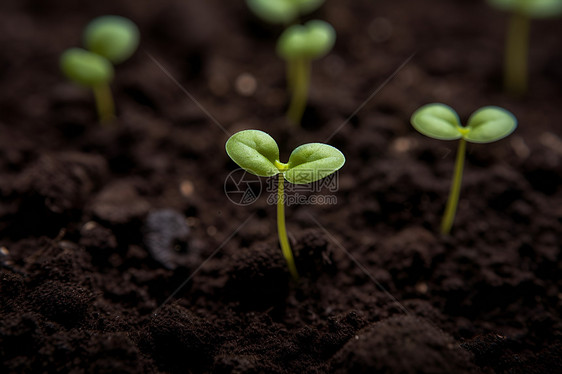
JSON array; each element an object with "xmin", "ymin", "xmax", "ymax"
[
  {"xmin": 487, "ymin": 0, "xmax": 562, "ymax": 95},
  {"xmin": 61, "ymin": 15, "xmax": 139, "ymax": 124},
  {"xmin": 60, "ymin": 48, "xmax": 115, "ymax": 123},
  {"xmin": 84, "ymin": 15, "xmax": 140, "ymax": 64},
  {"xmin": 226, "ymin": 129, "xmax": 345, "ymax": 280},
  {"xmin": 277, "ymin": 20, "xmax": 336, "ymax": 125},
  {"xmin": 410, "ymin": 103, "xmax": 517, "ymax": 235},
  {"xmin": 246, "ymin": 0, "xmax": 325, "ymax": 24}
]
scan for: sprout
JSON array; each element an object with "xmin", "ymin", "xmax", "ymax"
[
  {"xmin": 486, "ymin": 0, "xmax": 562, "ymax": 95},
  {"xmin": 277, "ymin": 20, "xmax": 336, "ymax": 125},
  {"xmin": 226, "ymin": 129, "xmax": 345, "ymax": 280},
  {"xmin": 84, "ymin": 15, "xmax": 140, "ymax": 64},
  {"xmin": 411, "ymin": 103, "xmax": 517, "ymax": 235},
  {"xmin": 246, "ymin": 0, "xmax": 325, "ymax": 24},
  {"xmin": 60, "ymin": 15, "xmax": 139, "ymax": 123},
  {"xmin": 60, "ymin": 48, "xmax": 115, "ymax": 123}
]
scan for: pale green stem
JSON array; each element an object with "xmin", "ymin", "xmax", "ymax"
[
  {"xmin": 504, "ymin": 11, "xmax": 530, "ymax": 96},
  {"xmin": 441, "ymin": 138, "xmax": 466, "ymax": 235},
  {"xmin": 286, "ymin": 58, "xmax": 311, "ymax": 126},
  {"xmin": 277, "ymin": 173, "xmax": 299, "ymax": 280},
  {"xmin": 287, "ymin": 59, "xmax": 296, "ymax": 93},
  {"xmin": 92, "ymin": 83, "xmax": 115, "ymax": 124}
]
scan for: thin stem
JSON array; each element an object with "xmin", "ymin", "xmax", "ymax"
[
  {"xmin": 277, "ymin": 173, "xmax": 299, "ymax": 280},
  {"xmin": 441, "ymin": 138, "xmax": 466, "ymax": 235},
  {"xmin": 504, "ymin": 11, "xmax": 530, "ymax": 96},
  {"xmin": 92, "ymin": 83, "xmax": 115, "ymax": 124},
  {"xmin": 286, "ymin": 58, "xmax": 311, "ymax": 126},
  {"xmin": 287, "ymin": 59, "xmax": 296, "ymax": 93}
]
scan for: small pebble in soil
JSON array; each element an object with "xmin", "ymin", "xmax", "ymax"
[
  {"xmin": 235, "ymin": 73, "xmax": 257, "ymax": 96},
  {"xmin": 180, "ymin": 180, "xmax": 195, "ymax": 197},
  {"xmin": 143, "ymin": 209, "xmax": 191, "ymax": 269},
  {"xmin": 391, "ymin": 137, "xmax": 416, "ymax": 153}
]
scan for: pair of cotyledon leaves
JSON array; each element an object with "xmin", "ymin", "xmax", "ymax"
[
  {"xmin": 61, "ymin": 16, "xmax": 139, "ymax": 87},
  {"xmin": 411, "ymin": 104, "xmax": 517, "ymax": 143},
  {"xmin": 487, "ymin": 0, "xmax": 562, "ymax": 18},
  {"xmin": 246, "ymin": 0, "xmax": 324, "ymax": 24},
  {"xmin": 226, "ymin": 130, "xmax": 345, "ymax": 184},
  {"xmin": 277, "ymin": 20, "xmax": 335, "ymax": 61}
]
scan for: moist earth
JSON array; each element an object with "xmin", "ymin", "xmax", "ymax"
[{"xmin": 1, "ymin": 0, "xmax": 561, "ymax": 373}]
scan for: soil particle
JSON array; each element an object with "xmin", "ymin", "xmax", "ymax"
[
  {"xmin": 330, "ymin": 315, "xmax": 479, "ymax": 374},
  {"xmin": 89, "ymin": 180, "xmax": 151, "ymax": 225},
  {"xmin": 140, "ymin": 305, "xmax": 219, "ymax": 373},
  {"xmin": 143, "ymin": 208, "xmax": 192, "ymax": 269}
]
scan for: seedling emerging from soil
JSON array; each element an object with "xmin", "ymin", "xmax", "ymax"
[
  {"xmin": 246, "ymin": 0, "xmax": 325, "ymax": 24},
  {"xmin": 487, "ymin": 0, "xmax": 562, "ymax": 95},
  {"xmin": 60, "ymin": 15, "xmax": 139, "ymax": 123},
  {"xmin": 226, "ymin": 129, "xmax": 345, "ymax": 280},
  {"xmin": 60, "ymin": 48, "xmax": 115, "ymax": 122},
  {"xmin": 277, "ymin": 20, "xmax": 336, "ymax": 125},
  {"xmin": 411, "ymin": 103, "xmax": 517, "ymax": 235}
]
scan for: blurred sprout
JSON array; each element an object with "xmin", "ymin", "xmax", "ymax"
[
  {"xmin": 277, "ymin": 20, "xmax": 336, "ymax": 125},
  {"xmin": 60, "ymin": 48, "xmax": 114, "ymax": 87},
  {"xmin": 487, "ymin": 0, "xmax": 562, "ymax": 95},
  {"xmin": 60, "ymin": 48, "xmax": 115, "ymax": 123},
  {"xmin": 487, "ymin": 0, "xmax": 562, "ymax": 18},
  {"xmin": 246, "ymin": 0, "xmax": 325, "ymax": 24},
  {"xmin": 84, "ymin": 15, "xmax": 140, "ymax": 64},
  {"xmin": 61, "ymin": 15, "xmax": 139, "ymax": 123}
]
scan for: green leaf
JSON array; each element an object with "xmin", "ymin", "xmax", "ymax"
[
  {"xmin": 410, "ymin": 103, "xmax": 463, "ymax": 140},
  {"xmin": 84, "ymin": 15, "xmax": 140, "ymax": 64},
  {"xmin": 277, "ymin": 20, "xmax": 336, "ymax": 60},
  {"xmin": 465, "ymin": 106, "xmax": 517, "ymax": 143},
  {"xmin": 296, "ymin": 0, "xmax": 325, "ymax": 14},
  {"xmin": 285, "ymin": 143, "xmax": 345, "ymax": 184},
  {"xmin": 246, "ymin": 0, "xmax": 325, "ymax": 24},
  {"xmin": 486, "ymin": 0, "xmax": 562, "ymax": 18},
  {"xmin": 225, "ymin": 130, "xmax": 281, "ymax": 177},
  {"xmin": 246, "ymin": 0, "xmax": 297, "ymax": 24},
  {"xmin": 60, "ymin": 48, "xmax": 114, "ymax": 87}
]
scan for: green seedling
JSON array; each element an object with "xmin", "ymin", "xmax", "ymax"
[
  {"xmin": 84, "ymin": 15, "xmax": 140, "ymax": 64},
  {"xmin": 60, "ymin": 15, "xmax": 140, "ymax": 123},
  {"xmin": 226, "ymin": 129, "xmax": 345, "ymax": 280},
  {"xmin": 60, "ymin": 48, "xmax": 115, "ymax": 123},
  {"xmin": 246, "ymin": 0, "xmax": 325, "ymax": 24},
  {"xmin": 277, "ymin": 20, "xmax": 336, "ymax": 125},
  {"xmin": 410, "ymin": 103, "xmax": 517, "ymax": 235},
  {"xmin": 487, "ymin": 0, "xmax": 562, "ymax": 95}
]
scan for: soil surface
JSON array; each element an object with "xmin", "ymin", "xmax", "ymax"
[{"xmin": 1, "ymin": 0, "xmax": 562, "ymax": 373}]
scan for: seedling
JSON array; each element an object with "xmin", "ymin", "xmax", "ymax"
[
  {"xmin": 84, "ymin": 15, "xmax": 140, "ymax": 64},
  {"xmin": 487, "ymin": 0, "xmax": 562, "ymax": 95},
  {"xmin": 60, "ymin": 15, "xmax": 139, "ymax": 123},
  {"xmin": 246, "ymin": 0, "xmax": 325, "ymax": 24},
  {"xmin": 277, "ymin": 20, "xmax": 336, "ymax": 125},
  {"xmin": 226, "ymin": 129, "xmax": 345, "ymax": 280},
  {"xmin": 410, "ymin": 103, "xmax": 517, "ymax": 235},
  {"xmin": 60, "ymin": 48, "xmax": 115, "ymax": 123}
]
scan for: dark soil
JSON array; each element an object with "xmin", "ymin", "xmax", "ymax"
[{"xmin": 1, "ymin": 0, "xmax": 561, "ymax": 373}]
